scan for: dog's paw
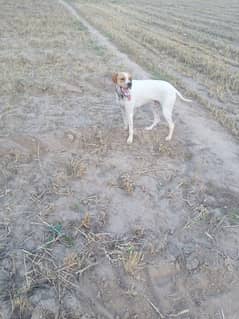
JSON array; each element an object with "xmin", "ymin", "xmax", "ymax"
[
  {"xmin": 127, "ymin": 136, "xmax": 133, "ymax": 144},
  {"xmin": 165, "ymin": 135, "xmax": 171, "ymax": 141}
]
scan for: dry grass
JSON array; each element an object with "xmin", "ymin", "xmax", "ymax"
[
  {"xmin": 11, "ymin": 296, "xmax": 32, "ymax": 319},
  {"xmin": 22, "ymin": 248, "xmax": 90, "ymax": 293},
  {"xmin": 77, "ymin": 2, "xmax": 239, "ymax": 91},
  {"xmin": 51, "ymin": 174, "xmax": 72, "ymax": 196},
  {"xmin": 80, "ymin": 212, "xmax": 91, "ymax": 229},
  {"xmin": 118, "ymin": 173, "xmax": 135, "ymax": 193},
  {"xmin": 184, "ymin": 205, "xmax": 210, "ymax": 229},
  {"xmin": 0, "ymin": 9, "xmax": 88, "ymax": 97},
  {"xmin": 226, "ymin": 209, "xmax": 239, "ymax": 226},
  {"xmin": 123, "ymin": 250, "xmax": 144, "ymax": 276},
  {"xmin": 66, "ymin": 158, "xmax": 87, "ymax": 178},
  {"xmin": 63, "ymin": 252, "xmax": 79, "ymax": 271}
]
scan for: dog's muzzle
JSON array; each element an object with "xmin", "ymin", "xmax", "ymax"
[
  {"xmin": 127, "ymin": 82, "xmax": 132, "ymax": 89},
  {"xmin": 121, "ymin": 87, "xmax": 131, "ymax": 100},
  {"xmin": 115, "ymin": 85, "xmax": 131, "ymax": 101}
]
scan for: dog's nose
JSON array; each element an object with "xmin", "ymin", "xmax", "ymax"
[{"xmin": 127, "ymin": 82, "xmax": 132, "ymax": 89}]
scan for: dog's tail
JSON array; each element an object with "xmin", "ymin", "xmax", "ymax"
[{"xmin": 175, "ymin": 89, "xmax": 192, "ymax": 103}]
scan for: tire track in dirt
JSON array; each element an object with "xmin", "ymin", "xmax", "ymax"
[
  {"xmin": 58, "ymin": 0, "xmax": 149, "ymax": 80},
  {"xmin": 58, "ymin": 0, "xmax": 239, "ymax": 191}
]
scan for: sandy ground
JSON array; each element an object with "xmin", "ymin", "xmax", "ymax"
[{"xmin": 0, "ymin": 0, "xmax": 239, "ymax": 318}]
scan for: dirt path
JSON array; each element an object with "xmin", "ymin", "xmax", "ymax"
[{"xmin": 0, "ymin": 0, "xmax": 239, "ymax": 318}]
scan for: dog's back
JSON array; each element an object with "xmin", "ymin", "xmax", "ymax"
[{"xmin": 131, "ymin": 80, "xmax": 175, "ymax": 107}]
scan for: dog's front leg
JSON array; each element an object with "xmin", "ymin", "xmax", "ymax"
[
  {"xmin": 120, "ymin": 105, "xmax": 128, "ymax": 130},
  {"xmin": 125, "ymin": 104, "xmax": 134, "ymax": 144}
]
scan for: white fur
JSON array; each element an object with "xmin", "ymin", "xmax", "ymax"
[{"xmin": 115, "ymin": 79, "xmax": 191, "ymax": 144}]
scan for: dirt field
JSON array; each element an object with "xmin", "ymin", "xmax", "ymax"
[{"xmin": 0, "ymin": 0, "xmax": 239, "ymax": 318}]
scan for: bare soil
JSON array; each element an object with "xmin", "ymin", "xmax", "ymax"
[{"xmin": 0, "ymin": 1, "xmax": 239, "ymax": 319}]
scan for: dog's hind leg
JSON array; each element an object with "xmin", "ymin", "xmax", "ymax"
[
  {"xmin": 162, "ymin": 96, "xmax": 176, "ymax": 141},
  {"xmin": 145, "ymin": 102, "xmax": 160, "ymax": 130}
]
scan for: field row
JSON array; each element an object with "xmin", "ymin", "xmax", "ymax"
[{"xmin": 134, "ymin": 0, "xmax": 239, "ymax": 23}]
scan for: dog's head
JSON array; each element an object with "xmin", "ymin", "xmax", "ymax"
[{"xmin": 112, "ymin": 72, "xmax": 132, "ymax": 89}]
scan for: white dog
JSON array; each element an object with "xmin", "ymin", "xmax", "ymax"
[{"xmin": 112, "ymin": 72, "xmax": 192, "ymax": 144}]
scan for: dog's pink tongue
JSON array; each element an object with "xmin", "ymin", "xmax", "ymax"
[
  {"xmin": 121, "ymin": 87, "xmax": 131, "ymax": 100},
  {"xmin": 122, "ymin": 88, "xmax": 129, "ymax": 95}
]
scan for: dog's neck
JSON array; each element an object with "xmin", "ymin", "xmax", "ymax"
[{"xmin": 115, "ymin": 85, "xmax": 131, "ymax": 101}]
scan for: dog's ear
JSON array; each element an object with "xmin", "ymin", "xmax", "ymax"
[{"xmin": 112, "ymin": 72, "xmax": 118, "ymax": 84}]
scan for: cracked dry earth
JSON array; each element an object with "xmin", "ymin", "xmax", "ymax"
[{"xmin": 0, "ymin": 0, "xmax": 239, "ymax": 318}]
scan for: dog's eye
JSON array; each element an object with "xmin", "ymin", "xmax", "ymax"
[{"xmin": 120, "ymin": 78, "xmax": 125, "ymax": 81}]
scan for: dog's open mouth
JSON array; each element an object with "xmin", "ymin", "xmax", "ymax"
[
  {"xmin": 120, "ymin": 87, "xmax": 131, "ymax": 99},
  {"xmin": 115, "ymin": 84, "xmax": 132, "ymax": 101}
]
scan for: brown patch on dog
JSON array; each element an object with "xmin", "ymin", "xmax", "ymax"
[
  {"xmin": 116, "ymin": 72, "xmax": 126, "ymax": 87},
  {"xmin": 118, "ymin": 72, "xmax": 126, "ymax": 84},
  {"xmin": 112, "ymin": 72, "xmax": 118, "ymax": 84}
]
